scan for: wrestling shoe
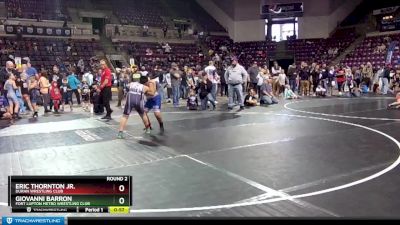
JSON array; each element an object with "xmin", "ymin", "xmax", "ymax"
[{"xmin": 117, "ymin": 131, "xmax": 125, "ymax": 139}]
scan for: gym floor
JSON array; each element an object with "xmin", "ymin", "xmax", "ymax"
[{"xmin": 1, "ymin": 96, "xmax": 400, "ymax": 217}]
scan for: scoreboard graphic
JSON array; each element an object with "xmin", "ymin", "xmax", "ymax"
[{"xmin": 8, "ymin": 176, "xmax": 132, "ymax": 214}]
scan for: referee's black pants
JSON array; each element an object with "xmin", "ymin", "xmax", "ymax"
[{"xmin": 101, "ymin": 86, "xmax": 112, "ymax": 116}]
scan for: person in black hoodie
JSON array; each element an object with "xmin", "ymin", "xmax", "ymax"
[
  {"xmin": 196, "ymin": 72, "xmax": 216, "ymax": 111},
  {"xmin": 310, "ymin": 64, "xmax": 320, "ymax": 95}
]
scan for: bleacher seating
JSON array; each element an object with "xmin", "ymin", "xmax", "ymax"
[
  {"xmin": 288, "ymin": 35, "xmax": 357, "ymax": 65},
  {"xmin": 341, "ymin": 33, "xmax": 400, "ymax": 69},
  {"xmin": 233, "ymin": 41, "xmax": 277, "ymax": 67},
  {"xmin": 115, "ymin": 41, "xmax": 201, "ymax": 67},
  {"xmin": 0, "ymin": 37, "xmax": 101, "ymax": 71},
  {"xmin": 5, "ymin": 0, "xmax": 70, "ymax": 21}
]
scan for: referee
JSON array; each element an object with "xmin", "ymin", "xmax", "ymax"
[{"xmin": 99, "ymin": 59, "xmax": 113, "ymax": 120}]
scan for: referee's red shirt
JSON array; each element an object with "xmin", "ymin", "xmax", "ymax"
[{"xmin": 101, "ymin": 68, "xmax": 112, "ymax": 88}]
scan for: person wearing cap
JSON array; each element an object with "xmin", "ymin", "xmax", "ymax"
[
  {"xmin": 224, "ymin": 57, "xmax": 248, "ymax": 110},
  {"xmin": 117, "ymin": 73, "xmax": 156, "ymax": 139}
]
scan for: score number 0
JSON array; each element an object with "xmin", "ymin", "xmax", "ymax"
[{"xmin": 119, "ymin": 184, "xmax": 126, "ymax": 205}]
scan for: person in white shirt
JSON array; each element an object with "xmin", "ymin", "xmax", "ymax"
[
  {"xmin": 164, "ymin": 72, "xmax": 172, "ymax": 103},
  {"xmin": 204, "ymin": 61, "xmax": 219, "ymax": 103},
  {"xmin": 162, "ymin": 43, "xmax": 172, "ymax": 54},
  {"xmin": 82, "ymin": 70, "xmax": 94, "ymax": 86},
  {"xmin": 140, "ymin": 66, "xmax": 149, "ymax": 77},
  {"xmin": 277, "ymin": 69, "xmax": 288, "ymax": 97},
  {"xmin": 271, "ymin": 61, "xmax": 282, "ymax": 96}
]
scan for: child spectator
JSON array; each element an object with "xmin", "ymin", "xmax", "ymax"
[
  {"xmin": 316, "ymin": 80, "xmax": 327, "ymax": 97},
  {"xmin": 244, "ymin": 88, "xmax": 259, "ymax": 107},
  {"xmin": 81, "ymin": 79, "xmax": 90, "ymax": 112},
  {"xmin": 50, "ymin": 81, "xmax": 62, "ymax": 113},
  {"xmin": 187, "ymin": 89, "xmax": 198, "ymax": 110},
  {"xmin": 60, "ymin": 77, "xmax": 72, "ymax": 112},
  {"xmin": 284, "ymin": 85, "xmax": 299, "ymax": 99},
  {"xmin": 277, "ymin": 69, "xmax": 287, "ymax": 96}
]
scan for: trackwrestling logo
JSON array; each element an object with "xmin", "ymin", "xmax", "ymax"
[{"xmin": 2, "ymin": 217, "xmax": 64, "ymax": 225}]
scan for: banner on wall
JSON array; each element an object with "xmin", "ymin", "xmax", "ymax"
[
  {"xmin": 381, "ymin": 18, "xmax": 400, "ymax": 32},
  {"xmin": 5, "ymin": 25, "xmax": 72, "ymax": 37},
  {"xmin": 373, "ymin": 6, "xmax": 399, "ymax": 16},
  {"xmin": 261, "ymin": 2, "xmax": 304, "ymax": 18}
]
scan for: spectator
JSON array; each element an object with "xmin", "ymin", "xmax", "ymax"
[
  {"xmin": 186, "ymin": 89, "xmax": 198, "ymax": 110},
  {"xmin": 143, "ymin": 24, "xmax": 149, "ymax": 37},
  {"xmin": 162, "ymin": 43, "xmax": 172, "ymax": 54},
  {"xmin": 50, "ymin": 81, "xmax": 62, "ymax": 113},
  {"xmin": 77, "ymin": 58, "xmax": 85, "ymax": 75},
  {"xmin": 116, "ymin": 70, "xmax": 128, "ymax": 108},
  {"xmin": 336, "ymin": 67, "xmax": 346, "ymax": 95},
  {"xmin": 225, "ymin": 57, "xmax": 248, "ymax": 110},
  {"xmin": 180, "ymin": 67, "xmax": 189, "ymax": 99},
  {"xmin": 140, "ymin": 66, "xmax": 148, "ymax": 77},
  {"xmin": 271, "ymin": 61, "xmax": 282, "ymax": 96},
  {"xmin": 82, "ymin": 69, "xmax": 94, "ymax": 87},
  {"xmin": 0, "ymin": 61, "xmax": 15, "ymax": 91},
  {"xmin": 178, "ymin": 26, "xmax": 182, "ymax": 39},
  {"xmin": 260, "ymin": 78, "xmax": 278, "ymax": 105},
  {"xmin": 67, "ymin": 67, "xmax": 81, "ymax": 106},
  {"xmin": 244, "ymin": 88, "xmax": 258, "ymax": 107},
  {"xmin": 381, "ymin": 65, "xmax": 391, "ymax": 95},
  {"xmin": 342, "ymin": 74, "xmax": 360, "ymax": 97},
  {"xmin": 196, "ymin": 72, "xmax": 216, "ymax": 110},
  {"xmin": 299, "ymin": 62, "xmax": 310, "ymax": 96},
  {"xmin": 277, "ymin": 69, "xmax": 287, "ymax": 96},
  {"xmin": 363, "ymin": 62, "xmax": 373, "ymax": 90},
  {"xmin": 39, "ymin": 72, "xmax": 51, "ymax": 114},
  {"xmin": 162, "ymin": 25, "xmax": 168, "ymax": 38},
  {"xmin": 310, "ymin": 64, "xmax": 320, "ymax": 95},
  {"xmin": 287, "ymin": 63, "xmax": 298, "ymax": 93},
  {"xmin": 169, "ymin": 63, "xmax": 182, "ymax": 107},
  {"xmin": 204, "ymin": 61, "xmax": 219, "ymax": 103},
  {"xmin": 248, "ymin": 61, "xmax": 260, "ymax": 94},
  {"xmin": 115, "ymin": 25, "xmax": 120, "ymax": 36},
  {"xmin": 26, "ymin": 61, "xmax": 38, "ymax": 79},
  {"xmin": 284, "ymin": 85, "xmax": 300, "ymax": 99},
  {"xmin": 145, "ymin": 48, "xmax": 153, "ymax": 56}
]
